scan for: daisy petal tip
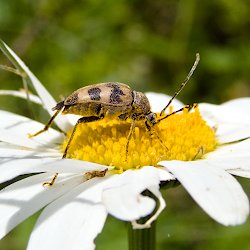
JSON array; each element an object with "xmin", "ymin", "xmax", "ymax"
[{"xmin": 219, "ymin": 209, "xmax": 249, "ymax": 226}]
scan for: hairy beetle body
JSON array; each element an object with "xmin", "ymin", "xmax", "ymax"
[
  {"xmin": 56, "ymin": 82, "xmax": 151, "ymax": 121},
  {"xmin": 30, "ymin": 54, "xmax": 200, "ymax": 164}
]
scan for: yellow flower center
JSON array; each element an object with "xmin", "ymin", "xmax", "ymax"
[{"xmin": 63, "ymin": 106, "xmax": 217, "ymax": 173}]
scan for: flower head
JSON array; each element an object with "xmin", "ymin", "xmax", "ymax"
[
  {"xmin": 64, "ymin": 105, "xmax": 217, "ymax": 171},
  {"xmin": 0, "ymin": 41, "xmax": 250, "ymax": 250}
]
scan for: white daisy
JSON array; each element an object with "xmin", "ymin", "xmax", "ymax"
[{"xmin": 0, "ymin": 41, "xmax": 250, "ymax": 250}]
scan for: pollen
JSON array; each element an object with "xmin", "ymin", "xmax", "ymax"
[{"xmin": 62, "ymin": 106, "xmax": 217, "ymax": 172}]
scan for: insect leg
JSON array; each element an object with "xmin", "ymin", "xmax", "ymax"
[
  {"xmin": 151, "ymin": 129, "xmax": 168, "ymax": 151},
  {"xmin": 63, "ymin": 116, "xmax": 103, "ymax": 159},
  {"xmin": 43, "ymin": 173, "xmax": 59, "ymax": 187},
  {"xmin": 28, "ymin": 108, "xmax": 62, "ymax": 138},
  {"xmin": 125, "ymin": 119, "xmax": 136, "ymax": 161},
  {"xmin": 145, "ymin": 121, "xmax": 168, "ymax": 151},
  {"xmin": 43, "ymin": 116, "xmax": 103, "ymax": 187},
  {"xmin": 193, "ymin": 145, "xmax": 205, "ymax": 160}
]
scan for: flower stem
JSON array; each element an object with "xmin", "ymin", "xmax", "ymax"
[{"xmin": 128, "ymin": 221, "xmax": 156, "ymax": 250}]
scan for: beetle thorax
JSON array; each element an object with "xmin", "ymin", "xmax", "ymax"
[{"xmin": 132, "ymin": 91, "xmax": 151, "ymax": 118}]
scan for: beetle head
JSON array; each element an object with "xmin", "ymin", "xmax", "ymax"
[{"xmin": 145, "ymin": 112, "xmax": 157, "ymax": 126}]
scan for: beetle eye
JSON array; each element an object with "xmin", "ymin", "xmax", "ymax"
[{"xmin": 147, "ymin": 113, "xmax": 156, "ymax": 124}]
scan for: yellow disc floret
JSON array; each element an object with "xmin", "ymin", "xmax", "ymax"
[{"xmin": 63, "ymin": 106, "xmax": 217, "ymax": 172}]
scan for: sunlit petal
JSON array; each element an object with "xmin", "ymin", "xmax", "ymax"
[
  {"xmin": 206, "ymin": 138, "xmax": 250, "ymax": 158},
  {"xmin": 227, "ymin": 169, "xmax": 250, "ymax": 178},
  {"xmin": 205, "ymin": 155, "xmax": 250, "ymax": 178},
  {"xmin": 216, "ymin": 125, "xmax": 250, "ymax": 143},
  {"xmin": 0, "ymin": 173, "xmax": 84, "ymax": 239},
  {"xmin": 159, "ymin": 160, "xmax": 249, "ymax": 225},
  {"xmin": 0, "ymin": 158, "xmax": 58, "ymax": 183},
  {"xmin": 30, "ymin": 158, "xmax": 110, "ymax": 174},
  {"xmin": 0, "ymin": 110, "xmax": 63, "ymax": 145},
  {"xmin": 221, "ymin": 97, "xmax": 250, "ymax": 111},
  {"xmin": 0, "ymin": 128, "xmax": 47, "ymax": 149},
  {"xmin": 27, "ymin": 177, "xmax": 114, "ymax": 250},
  {"xmin": 0, "ymin": 156, "xmax": 109, "ymax": 183},
  {"xmin": 0, "ymin": 147, "xmax": 61, "ymax": 160},
  {"xmin": 199, "ymin": 103, "xmax": 250, "ymax": 124},
  {"xmin": 102, "ymin": 166, "xmax": 166, "ymax": 222}
]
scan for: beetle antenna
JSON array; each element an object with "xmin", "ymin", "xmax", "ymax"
[{"xmin": 160, "ymin": 53, "xmax": 200, "ymax": 116}]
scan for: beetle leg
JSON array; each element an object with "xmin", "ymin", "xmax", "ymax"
[
  {"xmin": 193, "ymin": 145, "xmax": 205, "ymax": 160},
  {"xmin": 63, "ymin": 116, "xmax": 103, "ymax": 159},
  {"xmin": 145, "ymin": 121, "xmax": 168, "ymax": 151},
  {"xmin": 43, "ymin": 173, "xmax": 59, "ymax": 187},
  {"xmin": 125, "ymin": 119, "xmax": 136, "ymax": 161},
  {"xmin": 28, "ymin": 108, "xmax": 62, "ymax": 138},
  {"xmin": 151, "ymin": 128, "xmax": 168, "ymax": 151}
]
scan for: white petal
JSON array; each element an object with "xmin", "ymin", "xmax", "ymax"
[
  {"xmin": 199, "ymin": 103, "xmax": 250, "ymax": 143},
  {"xmin": 227, "ymin": 169, "xmax": 250, "ymax": 178},
  {"xmin": 199, "ymin": 103, "xmax": 250, "ymax": 124},
  {"xmin": 102, "ymin": 166, "xmax": 165, "ymax": 223},
  {"xmin": 207, "ymin": 156, "xmax": 250, "ymax": 170},
  {"xmin": 0, "ymin": 90, "xmax": 42, "ymax": 105},
  {"xmin": 0, "ymin": 158, "xmax": 58, "ymax": 183},
  {"xmin": 0, "ymin": 147, "xmax": 60, "ymax": 159},
  {"xmin": 29, "ymin": 204, "xmax": 106, "ymax": 250},
  {"xmin": 0, "ymin": 110, "xmax": 64, "ymax": 145},
  {"xmin": 205, "ymin": 139, "xmax": 250, "ymax": 173},
  {"xmin": 30, "ymin": 158, "xmax": 110, "ymax": 174},
  {"xmin": 159, "ymin": 160, "xmax": 249, "ymax": 225},
  {"xmin": 0, "ymin": 41, "xmax": 72, "ymax": 132},
  {"xmin": 216, "ymin": 124, "xmax": 250, "ymax": 143},
  {"xmin": 27, "ymin": 177, "xmax": 113, "ymax": 250},
  {"xmin": 0, "ymin": 173, "xmax": 84, "ymax": 239},
  {"xmin": 103, "ymin": 182, "xmax": 155, "ymax": 221},
  {"xmin": 0, "ymin": 155, "xmax": 109, "ymax": 183},
  {"xmin": 155, "ymin": 167, "xmax": 175, "ymax": 181},
  {"xmin": 221, "ymin": 98, "xmax": 250, "ymax": 112},
  {"xmin": 146, "ymin": 92, "xmax": 183, "ymax": 113},
  {"xmin": 205, "ymin": 154, "xmax": 250, "ymax": 178},
  {"xmin": 206, "ymin": 138, "xmax": 250, "ymax": 158},
  {"xmin": 0, "ymin": 128, "xmax": 47, "ymax": 149}
]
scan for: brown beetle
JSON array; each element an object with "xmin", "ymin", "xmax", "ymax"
[{"xmin": 30, "ymin": 54, "xmax": 200, "ymax": 160}]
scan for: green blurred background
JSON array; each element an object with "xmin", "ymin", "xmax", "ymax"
[{"xmin": 0, "ymin": 0, "xmax": 250, "ymax": 249}]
